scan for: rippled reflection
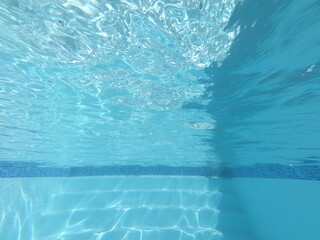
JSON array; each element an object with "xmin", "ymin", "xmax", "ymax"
[
  {"xmin": 0, "ymin": 0, "xmax": 240, "ymax": 166},
  {"xmin": 0, "ymin": 0, "xmax": 239, "ymax": 67},
  {"xmin": 203, "ymin": 0, "xmax": 320, "ymax": 166},
  {"xmin": 0, "ymin": 176, "xmax": 222, "ymax": 240}
]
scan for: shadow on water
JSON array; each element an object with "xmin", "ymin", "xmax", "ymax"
[
  {"xmin": 204, "ymin": 0, "xmax": 320, "ymax": 167},
  {"xmin": 203, "ymin": 2, "xmax": 320, "ymax": 239}
]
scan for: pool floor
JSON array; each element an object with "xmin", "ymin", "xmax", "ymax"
[{"xmin": 0, "ymin": 176, "xmax": 221, "ymax": 240}]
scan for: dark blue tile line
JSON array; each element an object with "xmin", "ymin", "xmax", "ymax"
[
  {"xmin": 0, "ymin": 161, "xmax": 320, "ymax": 180},
  {"xmin": 218, "ymin": 164, "xmax": 320, "ymax": 181},
  {"xmin": 0, "ymin": 162, "xmax": 213, "ymax": 178},
  {"xmin": 226, "ymin": 164, "xmax": 320, "ymax": 181}
]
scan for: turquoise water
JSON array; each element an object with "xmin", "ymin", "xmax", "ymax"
[
  {"xmin": 0, "ymin": 0, "xmax": 239, "ymax": 167},
  {"xmin": 0, "ymin": 0, "xmax": 320, "ymax": 240}
]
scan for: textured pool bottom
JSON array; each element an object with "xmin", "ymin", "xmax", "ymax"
[
  {"xmin": 0, "ymin": 161, "xmax": 320, "ymax": 180},
  {"xmin": 0, "ymin": 176, "xmax": 222, "ymax": 240}
]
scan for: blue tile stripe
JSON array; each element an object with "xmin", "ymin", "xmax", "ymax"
[
  {"xmin": 217, "ymin": 164, "xmax": 320, "ymax": 181},
  {"xmin": 0, "ymin": 161, "xmax": 320, "ymax": 180}
]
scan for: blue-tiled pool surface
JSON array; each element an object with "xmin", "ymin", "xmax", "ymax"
[
  {"xmin": 1, "ymin": 173, "xmax": 320, "ymax": 240},
  {"xmin": 1, "ymin": 0, "xmax": 320, "ymax": 240},
  {"xmin": 1, "ymin": 161, "xmax": 320, "ymax": 181}
]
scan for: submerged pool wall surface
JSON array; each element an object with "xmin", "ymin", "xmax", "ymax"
[
  {"xmin": 218, "ymin": 178, "xmax": 320, "ymax": 240},
  {"xmin": 1, "ymin": 173, "xmax": 320, "ymax": 240}
]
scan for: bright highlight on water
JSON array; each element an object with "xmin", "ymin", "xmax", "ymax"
[{"xmin": 0, "ymin": 0, "xmax": 239, "ymax": 167}]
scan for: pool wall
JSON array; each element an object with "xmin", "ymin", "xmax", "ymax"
[
  {"xmin": 217, "ymin": 178, "xmax": 320, "ymax": 240},
  {"xmin": 1, "ymin": 163, "xmax": 320, "ymax": 239}
]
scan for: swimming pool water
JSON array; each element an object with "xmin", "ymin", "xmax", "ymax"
[
  {"xmin": 0, "ymin": 0, "xmax": 320, "ymax": 240},
  {"xmin": 0, "ymin": 0, "xmax": 239, "ymax": 167}
]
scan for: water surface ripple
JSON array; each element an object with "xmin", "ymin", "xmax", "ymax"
[{"xmin": 0, "ymin": 0, "xmax": 240, "ymax": 167}]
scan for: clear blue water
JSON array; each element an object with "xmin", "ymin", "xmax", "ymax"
[
  {"xmin": 0, "ymin": 0, "xmax": 239, "ymax": 167},
  {"xmin": 0, "ymin": 0, "xmax": 320, "ymax": 240}
]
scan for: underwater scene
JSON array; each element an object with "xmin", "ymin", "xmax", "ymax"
[{"xmin": 0, "ymin": 0, "xmax": 319, "ymax": 240}]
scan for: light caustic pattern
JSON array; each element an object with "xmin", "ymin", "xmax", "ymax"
[
  {"xmin": 0, "ymin": 0, "xmax": 239, "ymax": 166},
  {"xmin": 0, "ymin": 176, "xmax": 222, "ymax": 240}
]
